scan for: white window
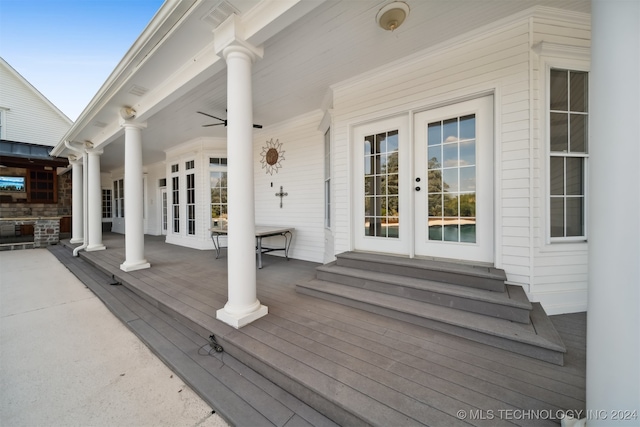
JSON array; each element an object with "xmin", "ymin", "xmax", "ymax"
[
  {"xmin": 549, "ymin": 69, "xmax": 588, "ymax": 240},
  {"xmin": 210, "ymin": 158, "xmax": 228, "ymax": 228},
  {"xmin": 186, "ymin": 160, "xmax": 195, "ymax": 235},
  {"xmin": 113, "ymin": 179, "xmax": 124, "ymax": 217},
  {"xmin": 324, "ymin": 128, "xmax": 331, "ymax": 228},
  {"xmin": 102, "ymin": 189, "xmax": 112, "ymax": 218},
  {"xmin": 171, "ymin": 164, "xmax": 179, "ymax": 233}
]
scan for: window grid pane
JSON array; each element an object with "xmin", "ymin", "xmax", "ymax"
[{"xmin": 549, "ymin": 68, "xmax": 588, "ymax": 238}]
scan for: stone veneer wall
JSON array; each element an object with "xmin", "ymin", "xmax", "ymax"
[
  {"xmin": 0, "ymin": 170, "xmax": 72, "ymax": 219},
  {"xmin": 0, "ymin": 218, "xmax": 60, "ymax": 248},
  {"xmin": 33, "ymin": 218, "xmax": 60, "ymax": 247}
]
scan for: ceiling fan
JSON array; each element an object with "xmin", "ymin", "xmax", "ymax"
[{"xmin": 197, "ymin": 111, "xmax": 263, "ymax": 129}]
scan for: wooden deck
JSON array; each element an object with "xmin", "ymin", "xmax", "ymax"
[{"xmin": 51, "ymin": 233, "xmax": 586, "ymax": 426}]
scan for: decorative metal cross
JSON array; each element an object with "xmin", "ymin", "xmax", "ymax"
[{"xmin": 275, "ymin": 185, "xmax": 288, "ymax": 208}]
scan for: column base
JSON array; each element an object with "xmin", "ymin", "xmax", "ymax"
[
  {"xmin": 120, "ymin": 260, "xmax": 151, "ymax": 272},
  {"xmin": 70, "ymin": 237, "xmax": 84, "ymax": 244},
  {"xmin": 86, "ymin": 244, "xmax": 106, "ymax": 252},
  {"xmin": 217, "ymin": 304, "xmax": 268, "ymax": 329}
]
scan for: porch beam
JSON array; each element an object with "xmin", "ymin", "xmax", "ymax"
[{"xmin": 587, "ymin": 0, "xmax": 640, "ymax": 424}]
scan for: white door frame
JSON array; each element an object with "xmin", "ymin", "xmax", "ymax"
[
  {"xmin": 414, "ymin": 95, "xmax": 494, "ymax": 263},
  {"xmin": 350, "ymin": 95, "xmax": 495, "ymax": 263},
  {"xmin": 352, "ymin": 115, "xmax": 411, "ymax": 255}
]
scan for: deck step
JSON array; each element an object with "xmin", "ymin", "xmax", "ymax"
[
  {"xmin": 296, "ymin": 279, "xmax": 565, "ymax": 365},
  {"xmin": 317, "ymin": 263, "xmax": 531, "ymax": 323},
  {"xmin": 336, "ymin": 251, "xmax": 507, "ymax": 292},
  {"xmin": 49, "ymin": 243, "xmax": 339, "ymax": 427}
]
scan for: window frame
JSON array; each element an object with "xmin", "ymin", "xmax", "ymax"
[
  {"xmin": 171, "ymin": 164, "xmax": 180, "ymax": 234},
  {"xmin": 185, "ymin": 159, "xmax": 196, "ymax": 236},
  {"xmin": 209, "ymin": 157, "xmax": 228, "ymax": 229},
  {"xmin": 324, "ymin": 128, "xmax": 331, "ymax": 229},
  {"xmin": 102, "ymin": 188, "xmax": 112, "ymax": 219},
  {"xmin": 113, "ymin": 179, "xmax": 124, "ymax": 218},
  {"xmin": 543, "ymin": 60, "xmax": 590, "ymax": 244}
]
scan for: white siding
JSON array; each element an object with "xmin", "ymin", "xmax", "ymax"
[
  {"xmin": 332, "ymin": 19, "xmax": 532, "ymax": 282},
  {"xmin": 0, "ymin": 59, "xmax": 71, "ymax": 145},
  {"xmin": 328, "ymin": 8, "xmax": 591, "ymax": 314},
  {"xmin": 530, "ymin": 13, "xmax": 591, "ymax": 314},
  {"xmin": 254, "ymin": 111, "xmax": 325, "ymax": 263}
]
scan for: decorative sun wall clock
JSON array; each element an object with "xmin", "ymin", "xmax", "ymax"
[{"xmin": 260, "ymin": 138, "xmax": 285, "ymax": 175}]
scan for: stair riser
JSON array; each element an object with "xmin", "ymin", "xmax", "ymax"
[
  {"xmin": 297, "ymin": 286, "xmax": 564, "ymax": 366},
  {"xmin": 336, "ymin": 258, "xmax": 505, "ymax": 292},
  {"xmin": 220, "ymin": 340, "xmax": 368, "ymax": 427},
  {"xmin": 316, "ymin": 270, "xmax": 529, "ymax": 323}
]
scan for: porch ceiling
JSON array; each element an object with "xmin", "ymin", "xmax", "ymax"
[{"xmin": 65, "ymin": 0, "xmax": 590, "ymax": 172}]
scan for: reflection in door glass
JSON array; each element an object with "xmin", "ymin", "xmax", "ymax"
[
  {"xmin": 426, "ymin": 115, "xmax": 476, "ymax": 243},
  {"xmin": 364, "ymin": 130, "xmax": 399, "ymax": 238}
]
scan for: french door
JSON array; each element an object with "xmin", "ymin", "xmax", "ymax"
[
  {"xmin": 161, "ymin": 188, "xmax": 168, "ymax": 235},
  {"xmin": 414, "ymin": 96, "xmax": 494, "ymax": 262},
  {"xmin": 354, "ymin": 116, "xmax": 411, "ymax": 254},
  {"xmin": 354, "ymin": 96, "xmax": 494, "ymax": 263}
]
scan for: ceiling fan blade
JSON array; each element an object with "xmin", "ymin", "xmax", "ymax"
[
  {"xmin": 253, "ymin": 124, "xmax": 263, "ymax": 129},
  {"xmin": 197, "ymin": 111, "xmax": 225, "ymax": 121},
  {"xmin": 202, "ymin": 123, "xmax": 225, "ymax": 127}
]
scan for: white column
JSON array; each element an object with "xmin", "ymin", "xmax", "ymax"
[
  {"xmin": 86, "ymin": 148, "xmax": 105, "ymax": 252},
  {"xmin": 587, "ymin": 1, "xmax": 640, "ymax": 425},
  {"xmin": 215, "ymin": 18, "xmax": 267, "ymax": 328},
  {"xmin": 120, "ymin": 121, "xmax": 150, "ymax": 272},
  {"xmin": 69, "ymin": 156, "xmax": 84, "ymax": 244}
]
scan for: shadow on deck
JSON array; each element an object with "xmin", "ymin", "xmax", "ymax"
[{"xmin": 50, "ymin": 233, "xmax": 586, "ymax": 426}]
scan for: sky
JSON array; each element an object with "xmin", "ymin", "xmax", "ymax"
[{"xmin": 0, "ymin": 0, "xmax": 164, "ymax": 121}]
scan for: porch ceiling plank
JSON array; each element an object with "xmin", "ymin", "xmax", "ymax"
[{"xmin": 54, "ymin": 234, "xmax": 585, "ymax": 425}]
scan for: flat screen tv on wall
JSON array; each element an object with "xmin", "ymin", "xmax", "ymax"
[{"xmin": 0, "ymin": 176, "xmax": 26, "ymax": 192}]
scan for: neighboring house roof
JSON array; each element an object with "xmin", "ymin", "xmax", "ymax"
[
  {"xmin": 0, "ymin": 57, "xmax": 73, "ymax": 147},
  {"xmin": 0, "ymin": 139, "xmax": 68, "ymax": 168}
]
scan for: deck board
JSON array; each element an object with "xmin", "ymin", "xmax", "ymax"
[{"xmin": 52, "ymin": 234, "xmax": 586, "ymax": 426}]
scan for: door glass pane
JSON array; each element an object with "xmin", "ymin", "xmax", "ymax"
[
  {"xmin": 363, "ymin": 130, "xmax": 399, "ymax": 239},
  {"xmin": 427, "ymin": 114, "xmax": 476, "ymax": 243},
  {"xmin": 428, "ymin": 146, "xmax": 441, "ymax": 169},
  {"xmin": 442, "ymin": 168, "xmax": 458, "ymax": 192}
]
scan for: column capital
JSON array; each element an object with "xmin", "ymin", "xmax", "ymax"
[
  {"xmin": 119, "ymin": 119, "xmax": 147, "ymax": 129},
  {"xmin": 68, "ymin": 154, "xmax": 83, "ymax": 165},
  {"xmin": 85, "ymin": 147, "xmax": 104, "ymax": 156},
  {"xmin": 214, "ymin": 14, "xmax": 263, "ymax": 62}
]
